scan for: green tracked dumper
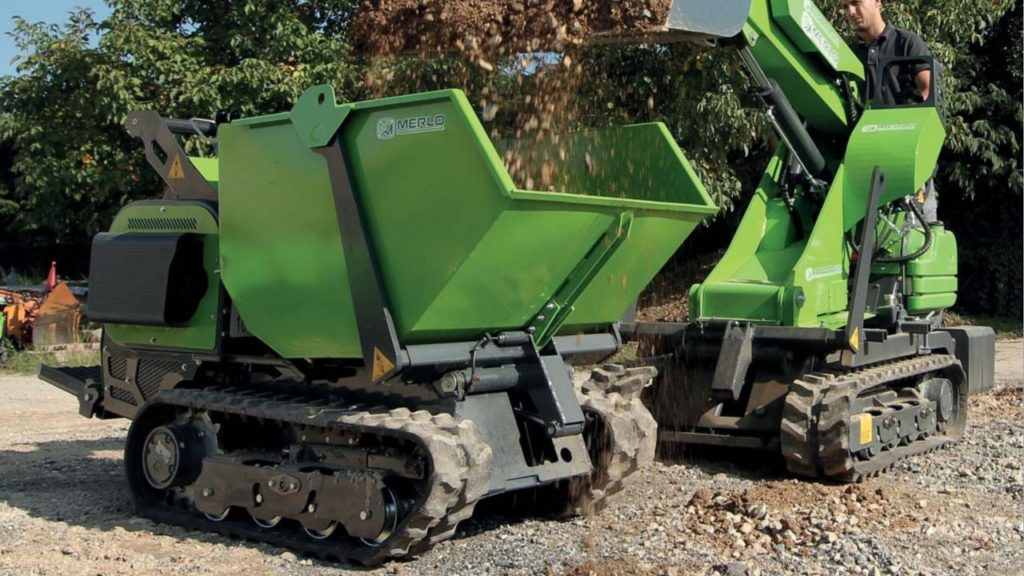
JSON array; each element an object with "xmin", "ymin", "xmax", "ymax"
[
  {"xmin": 602, "ymin": 0, "xmax": 996, "ymax": 481},
  {"xmin": 40, "ymin": 86, "xmax": 715, "ymax": 563}
]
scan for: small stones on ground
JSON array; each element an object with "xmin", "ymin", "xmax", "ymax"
[
  {"xmin": 725, "ymin": 561, "xmax": 749, "ymax": 576},
  {"xmin": 279, "ymin": 552, "xmax": 297, "ymax": 562},
  {"xmin": 1, "ymin": 344, "xmax": 1022, "ymax": 575}
]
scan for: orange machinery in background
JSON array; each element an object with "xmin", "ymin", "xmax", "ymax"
[
  {"xmin": 1, "ymin": 262, "xmax": 83, "ymax": 349},
  {"xmin": 1, "ymin": 288, "xmax": 41, "ymax": 348}
]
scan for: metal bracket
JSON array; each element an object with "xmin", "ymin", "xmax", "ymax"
[
  {"xmin": 711, "ymin": 321, "xmax": 755, "ymax": 401},
  {"xmin": 317, "ymin": 140, "xmax": 403, "ymax": 384},
  {"xmin": 37, "ymin": 365, "xmax": 105, "ymax": 418},
  {"xmin": 843, "ymin": 167, "xmax": 886, "ymax": 367},
  {"xmin": 529, "ymin": 339, "xmax": 585, "ymax": 438},
  {"xmin": 125, "ymin": 110, "xmax": 217, "ymax": 201},
  {"xmin": 529, "ymin": 212, "xmax": 633, "ymax": 347}
]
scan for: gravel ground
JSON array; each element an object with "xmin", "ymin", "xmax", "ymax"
[{"xmin": 0, "ymin": 340, "xmax": 1020, "ymax": 576}]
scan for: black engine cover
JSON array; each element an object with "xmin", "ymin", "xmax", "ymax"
[{"xmin": 88, "ymin": 232, "xmax": 208, "ymax": 326}]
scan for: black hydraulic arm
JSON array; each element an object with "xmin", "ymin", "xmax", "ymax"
[
  {"xmin": 736, "ymin": 46, "xmax": 832, "ymax": 182},
  {"xmin": 162, "ymin": 118, "xmax": 217, "ymax": 138},
  {"xmin": 757, "ymin": 78, "xmax": 830, "ymax": 180},
  {"xmin": 843, "ymin": 166, "xmax": 886, "ymax": 366}
]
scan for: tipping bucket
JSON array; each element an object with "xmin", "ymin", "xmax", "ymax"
[
  {"xmin": 217, "ymin": 87, "xmax": 717, "ymax": 358},
  {"xmin": 590, "ymin": 0, "xmax": 752, "ymax": 45}
]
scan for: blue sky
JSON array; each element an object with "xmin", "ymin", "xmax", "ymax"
[{"xmin": 0, "ymin": 0, "xmax": 111, "ymax": 77}]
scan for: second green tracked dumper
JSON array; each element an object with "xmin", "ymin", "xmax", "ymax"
[{"xmin": 604, "ymin": 0, "xmax": 996, "ymax": 481}]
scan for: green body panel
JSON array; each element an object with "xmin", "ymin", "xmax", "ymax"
[
  {"xmin": 219, "ymin": 87, "xmax": 714, "ymax": 359},
  {"xmin": 771, "ymin": 0, "xmax": 864, "ymax": 78},
  {"xmin": 690, "ymin": 147, "xmax": 851, "ymax": 327},
  {"xmin": 691, "ymin": 79, "xmax": 949, "ymax": 327},
  {"xmin": 502, "ymin": 124, "xmax": 714, "ymax": 332},
  {"xmin": 904, "ymin": 228, "xmax": 958, "ymax": 313},
  {"xmin": 905, "ymin": 227, "xmax": 957, "ymax": 278},
  {"xmin": 219, "ymin": 110, "xmax": 362, "ymax": 358},
  {"xmin": 913, "ymin": 276, "xmax": 957, "ymax": 293},
  {"xmin": 690, "ymin": 149, "xmax": 793, "ymax": 323},
  {"xmin": 875, "ymin": 224, "xmax": 958, "ymax": 314},
  {"xmin": 874, "ymin": 224, "xmax": 957, "ymax": 278},
  {"xmin": 907, "ymin": 292, "xmax": 956, "ymax": 312},
  {"xmin": 773, "ymin": 167, "xmax": 851, "ymax": 327},
  {"xmin": 105, "ymin": 203, "xmax": 221, "ymax": 351},
  {"xmin": 191, "ymin": 156, "xmax": 219, "ymax": 191},
  {"xmin": 743, "ymin": 0, "xmax": 862, "ymax": 135},
  {"xmin": 843, "ymin": 108, "xmax": 946, "ymax": 230}
]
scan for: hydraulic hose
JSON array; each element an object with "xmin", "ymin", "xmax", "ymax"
[
  {"xmin": 876, "ymin": 199, "xmax": 934, "ymax": 263},
  {"xmin": 839, "ymin": 74, "xmax": 862, "ymax": 126}
]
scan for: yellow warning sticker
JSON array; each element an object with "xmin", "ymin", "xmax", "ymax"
[
  {"xmin": 168, "ymin": 154, "xmax": 186, "ymax": 180},
  {"xmin": 849, "ymin": 327, "xmax": 861, "ymax": 352},
  {"xmin": 855, "ymin": 413, "xmax": 874, "ymax": 446},
  {"xmin": 371, "ymin": 347, "xmax": 396, "ymax": 382}
]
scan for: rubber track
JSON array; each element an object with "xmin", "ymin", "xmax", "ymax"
[
  {"xmin": 132, "ymin": 387, "xmax": 493, "ymax": 566},
  {"xmin": 782, "ymin": 354, "xmax": 959, "ymax": 482},
  {"xmin": 780, "ymin": 375, "xmax": 829, "ymax": 477},
  {"xmin": 571, "ymin": 365, "xmax": 659, "ymax": 515}
]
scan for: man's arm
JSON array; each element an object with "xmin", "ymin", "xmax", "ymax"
[
  {"xmin": 915, "ymin": 69, "xmax": 931, "ymax": 101},
  {"xmin": 905, "ymin": 31, "xmax": 934, "ymax": 102}
]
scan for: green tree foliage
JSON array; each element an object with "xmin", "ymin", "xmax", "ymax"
[
  {"xmin": 0, "ymin": 0, "xmax": 358, "ymax": 247},
  {"xmin": 931, "ymin": 3, "xmax": 1022, "ymax": 317},
  {"xmin": 0, "ymin": 10, "xmax": 130, "ymax": 245}
]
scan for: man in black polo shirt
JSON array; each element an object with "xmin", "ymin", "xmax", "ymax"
[
  {"xmin": 841, "ymin": 0, "xmax": 933, "ymax": 105},
  {"xmin": 841, "ymin": 0, "xmax": 938, "ymax": 220}
]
